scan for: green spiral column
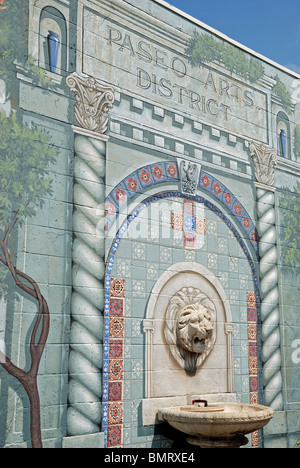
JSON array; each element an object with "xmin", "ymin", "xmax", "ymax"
[
  {"xmin": 65, "ymin": 73, "xmax": 114, "ymax": 441},
  {"xmin": 68, "ymin": 133, "xmax": 106, "ymax": 435}
]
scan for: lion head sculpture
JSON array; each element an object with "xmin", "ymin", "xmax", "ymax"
[{"xmin": 164, "ymin": 287, "xmax": 216, "ymax": 376}]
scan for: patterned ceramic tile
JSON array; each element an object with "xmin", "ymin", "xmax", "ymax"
[
  {"xmin": 211, "ymin": 179, "xmax": 225, "ymax": 199},
  {"xmin": 109, "ymin": 340, "xmax": 124, "ymax": 359},
  {"xmin": 184, "ymin": 232, "xmax": 196, "ymax": 250},
  {"xmin": 183, "ymin": 214, "xmax": 195, "ymax": 232},
  {"xmin": 108, "ymin": 381, "xmax": 123, "ymax": 401},
  {"xmin": 247, "ymin": 291, "xmax": 260, "ymax": 448},
  {"xmin": 249, "ymin": 376, "xmax": 258, "ymax": 393},
  {"xmin": 137, "ymin": 166, "xmax": 154, "ymax": 188},
  {"xmin": 109, "ymin": 317, "xmax": 125, "ymax": 338},
  {"xmin": 109, "ymin": 298, "xmax": 124, "ymax": 317},
  {"xmin": 251, "ymin": 430, "xmax": 259, "ymax": 448},
  {"xmin": 171, "ymin": 211, "xmax": 183, "ymax": 231},
  {"xmin": 150, "ymin": 162, "xmax": 167, "ymax": 182},
  {"xmin": 109, "ymin": 360, "xmax": 124, "ymax": 380},
  {"xmin": 247, "ymin": 292, "xmax": 257, "ymax": 307},
  {"xmin": 195, "ymin": 217, "xmax": 206, "ymax": 235},
  {"xmin": 104, "ymin": 277, "xmax": 127, "ymax": 448},
  {"xmin": 112, "ymin": 184, "xmax": 128, "ymax": 207},
  {"xmin": 248, "ymin": 323, "xmax": 257, "ymax": 341},
  {"xmin": 165, "ymin": 162, "xmax": 179, "ymax": 180},
  {"xmin": 183, "ymin": 198, "xmax": 194, "ymax": 215},
  {"xmin": 249, "ymin": 357, "xmax": 258, "ymax": 375},
  {"xmin": 124, "ymin": 174, "xmax": 141, "ymax": 198},
  {"xmin": 108, "ymin": 402, "xmax": 123, "ymax": 425},
  {"xmin": 171, "ymin": 198, "xmax": 206, "ymax": 251},
  {"xmin": 107, "ymin": 425, "xmax": 122, "ymax": 447},
  {"xmin": 111, "ymin": 278, "xmax": 126, "ymax": 297}
]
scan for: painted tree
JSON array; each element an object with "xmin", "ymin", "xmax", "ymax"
[
  {"xmin": 0, "ymin": 110, "xmax": 57, "ymax": 448},
  {"xmin": 280, "ymin": 182, "xmax": 300, "ymax": 269},
  {"xmin": 0, "ymin": 0, "xmax": 59, "ymax": 448}
]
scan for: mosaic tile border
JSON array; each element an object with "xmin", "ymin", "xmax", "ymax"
[
  {"xmin": 247, "ymin": 291, "xmax": 260, "ymax": 448},
  {"xmin": 102, "ymin": 191, "xmax": 262, "ymax": 447},
  {"xmin": 105, "ymin": 162, "xmax": 258, "ymax": 254},
  {"xmin": 103, "ymin": 277, "xmax": 125, "ymax": 448}
]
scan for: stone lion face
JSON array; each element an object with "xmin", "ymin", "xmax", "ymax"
[{"xmin": 177, "ymin": 303, "xmax": 214, "ymax": 354}]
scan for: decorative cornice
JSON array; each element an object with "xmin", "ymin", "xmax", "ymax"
[
  {"xmin": 66, "ymin": 73, "xmax": 115, "ymax": 134},
  {"xmin": 249, "ymin": 141, "xmax": 277, "ymax": 187}
]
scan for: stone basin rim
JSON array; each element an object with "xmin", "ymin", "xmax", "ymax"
[{"xmin": 159, "ymin": 403, "xmax": 274, "ymax": 423}]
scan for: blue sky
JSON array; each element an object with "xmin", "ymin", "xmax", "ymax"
[{"xmin": 166, "ymin": 0, "xmax": 300, "ymax": 73}]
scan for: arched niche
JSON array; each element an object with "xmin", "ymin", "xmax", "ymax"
[
  {"xmin": 143, "ymin": 262, "xmax": 234, "ymax": 400},
  {"xmin": 39, "ymin": 6, "xmax": 67, "ymax": 75},
  {"xmin": 276, "ymin": 111, "xmax": 291, "ymax": 159}
]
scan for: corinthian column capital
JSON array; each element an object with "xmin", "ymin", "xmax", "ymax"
[
  {"xmin": 249, "ymin": 141, "xmax": 277, "ymax": 187},
  {"xmin": 66, "ymin": 73, "xmax": 115, "ymax": 134}
]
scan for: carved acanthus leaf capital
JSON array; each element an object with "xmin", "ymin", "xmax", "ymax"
[
  {"xmin": 66, "ymin": 73, "xmax": 115, "ymax": 134},
  {"xmin": 249, "ymin": 141, "xmax": 277, "ymax": 186}
]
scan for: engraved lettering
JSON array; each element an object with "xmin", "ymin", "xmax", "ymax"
[
  {"xmin": 171, "ymin": 57, "xmax": 187, "ymax": 78},
  {"xmin": 173, "ymin": 84, "xmax": 189, "ymax": 104},
  {"xmin": 205, "ymin": 72, "xmax": 217, "ymax": 93},
  {"xmin": 244, "ymin": 90, "xmax": 254, "ymax": 107},
  {"xmin": 152, "ymin": 74, "xmax": 158, "ymax": 94},
  {"xmin": 231, "ymin": 83, "xmax": 242, "ymax": 101},
  {"xmin": 207, "ymin": 98, "xmax": 219, "ymax": 117},
  {"xmin": 107, "ymin": 25, "xmax": 122, "ymax": 46},
  {"xmin": 137, "ymin": 40, "xmax": 152, "ymax": 63},
  {"xmin": 189, "ymin": 91, "xmax": 201, "ymax": 110},
  {"xmin": 155, "ymin": 49, "xmax": 168, "ymax": 70},
  {"xmin": 119, "ymin": 34, "xmax": 135, "ymax": 56},
  {"xmin": 159, "ymin": 78, "xmax": 173, "ymax": 99},
  {"xmin": 220, "ymin": 103, "xmax": 231, "ymax": 121},
  {"xmin": 137, "ymin": 68, "xmax": 151, "ymax": 89},
  {"xmin": 219, "ymin": 78, "xmax": 230, "ymax": 99},
  {"xmin": 94, "ymin": 18, "xmax": 266, "ymax": 137}
]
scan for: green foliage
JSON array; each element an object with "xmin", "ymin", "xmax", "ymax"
[
  {"xmin": 0, "ymin": 0, "xmax": 54, "ymax": 99},
  {"xmin": 280, "ymin": 183, "xmax": 300, "ymax": 268},
  {"xmin": 25, "ymin": 56, "xmax": 55, "ymax": 88},
  {"xmin": 0, "ymin": 1, "xmax": 57, "ymax": 301},
  {"xmin": 273, "ymin": 76, "xmax": 292, "ymax": 114},
  {"xmin": 0, "ymin": 110, "xmax": 57, "ymax": 231},
  {"xmin": 185, "ymin": 32, "xmax": 265, "ymax": 83},
  {"xmin": 0, "ymin": 0, "xmax": 26, "ymax": 95}
]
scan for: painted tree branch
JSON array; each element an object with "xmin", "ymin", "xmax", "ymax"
[{"xmin": 0, "ymin": 217, "xmax": 50, "ymax": 448}]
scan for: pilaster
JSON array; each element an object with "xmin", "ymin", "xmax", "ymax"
[
  {"xmin": 63, "ymin": 73, "xmax": 115, "ymax": 445},
  {"xmin": 249, "ymin": 141, "xmax": 283, "ymax": 411}
]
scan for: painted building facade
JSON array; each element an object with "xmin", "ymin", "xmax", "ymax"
[{"xmin": 0, "ymin": 0, "xmax": 300, "ymax": 448}]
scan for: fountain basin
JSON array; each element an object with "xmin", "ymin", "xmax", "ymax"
[{"xmin": 158, "ymin": 403, "xmax": 274, "ymax": 448}]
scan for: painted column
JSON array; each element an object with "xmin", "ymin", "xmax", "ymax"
[
  {"xmin": 143, "ymin": 319, "xmax": 154, "ymax": 399},
  {"xmin": 249, "ymin": 142, "xmax": 283, "ymax": 411},
  {"xmin": 225, "ymin": 323, "xmax": 235, "ymax": 393},
  {"xmin": 65, "ymin": 74, "xmax": 114, "ymax": 440}
]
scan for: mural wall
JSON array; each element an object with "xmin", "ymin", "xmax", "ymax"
[{"xmin": 0, "ymin": 0, "xmax": 300, "ymax": 448}]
